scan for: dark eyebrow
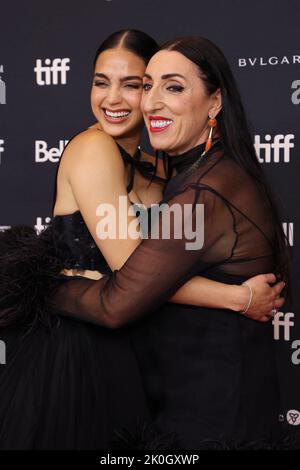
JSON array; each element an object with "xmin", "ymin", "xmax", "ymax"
[
  {"xmin": 143, "ymin": 73, "xmax": 186, "ymax": 80},
  {"xmin": 94, "ymin": 73, "xmax": 142, "ymax": 81},
  {"xmin": 94, "ymin": 73, "xmax": 109, "ymax": 80},
  {"xmin": 161, "ymin": 73, "xmax": 186, "ymax": 80},
  {"xmin": 120, "ymin": 75, "xmax": 143, "ymax": 82}
]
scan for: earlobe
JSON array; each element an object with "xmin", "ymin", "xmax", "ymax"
[
  {"xmin": 214, "ymin": 88, "xmax": 222, "ymax": 115},
  {"xmin": 209, "ymin": 89, "xmax": 222, "ymax": 118}
]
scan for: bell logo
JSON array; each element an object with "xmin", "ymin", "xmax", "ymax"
[
  {"xmin": 34, "ymin": 58, "xmax": 70, "ymax": 85},
  {"xmin": 0, "ymin": 139, "xmax": 4, "ymax": 164},
  {"xmin": 254, "ymin": 134, "xmax": 294, "ymax": 163},
  {"xmin": 35, "ymin": 140, "xmax": 68, "ymax": 163}
]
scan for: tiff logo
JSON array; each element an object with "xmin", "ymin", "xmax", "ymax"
[
  {"xmin": 34, "ymin": 58, "xmax": 70, "ymax": 85},
  {"xmin": 35, "ymin": 217, "xmax": 51, "ymax": 235},
  {"xmin": 0, "ymin": 340, "xmax": 6, "ymax": 365},
  {"xmin": 0, "ymin": 139, "xmax": 4, "ymax": 164},
  {"xmin": 0, "ymin": 65, "xmax": 6, "ymax": 104},
  {"xmin": 282, "ymin": 222, "xmax": 294, "ymax": 247},
  {"xmin": 35, "ymin": 140, "xmax": 68, "ymax": 162},
  {"xmin": 273, "ymin": 312, "xmax": 294, "ymax": 341},
  {"xmin": 291, "ymin": 80, "xmax": 300, "ymax": 104},
  {"xmin": 254, "ymin": 134, "xmax": 294, "ymax": 163}
]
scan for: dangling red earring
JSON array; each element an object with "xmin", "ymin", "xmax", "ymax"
[{"xmin": 205, "ymin": 116, "xmax": 217, "ymax": 153}]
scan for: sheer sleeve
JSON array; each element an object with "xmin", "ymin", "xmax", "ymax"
[{"xmin": 53, "ymin": 179, "xmax": 238, "ymax": 328}]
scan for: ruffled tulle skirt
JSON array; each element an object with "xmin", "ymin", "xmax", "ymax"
[
  {"xmin": 0, "ymin": 316, "xmax": 150, "ymax": 449},
  {"xmin": 0, "ymin": 226, "xmax": 179, "ymax": 450}
]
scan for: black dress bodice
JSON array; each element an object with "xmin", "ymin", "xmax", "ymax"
[{"xmin": 51, "ymin": 210, "xmax": 112, "ymax": 274}]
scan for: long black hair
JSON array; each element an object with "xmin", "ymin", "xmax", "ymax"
[
  {"xmin": 160, "ymin": 36, "xmax": 291, "ymax": 295},
  {"xmin": 93, "ymin": 29, "xmax": 158, "ymax": 68}
]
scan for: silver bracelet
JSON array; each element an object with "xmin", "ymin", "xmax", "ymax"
[{"xmin": 241, "ymin": 282, "xmax": 253, "ymax": 314}]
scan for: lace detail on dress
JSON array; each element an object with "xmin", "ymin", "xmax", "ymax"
[{"xmin": 51, "ymin": 211, "xmax": 112, "ymax": 275}]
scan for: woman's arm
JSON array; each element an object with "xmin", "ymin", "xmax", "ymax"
[
  {"xmin": 170, "ymin": 274, "xmax": 284, "ymax": 321},
  {"xmin": 60, "ymin": 130, "xmax": 283, "ymax": 319},
  {"xmin": 53, "ymin": 185, "xmax": 284, "ymax": 327},
  {"xmin": 62, "ymin": 130, "xmax": 141, "ymax": 270}
]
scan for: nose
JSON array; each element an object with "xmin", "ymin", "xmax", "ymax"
[
  {"xmin": 106, "ymin": 85, "xmax": 122, "ymax": 106},
  {"xmin": 142, "ymin": 86, "xmax": 163, "ymax": 114}
]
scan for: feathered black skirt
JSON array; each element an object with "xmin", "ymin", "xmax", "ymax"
[
  {"xmin": 0, "ymin": 226, "xmax": 150, "ymax": 449},
  {"xmin": 0, "ymin": 318, "xmax": 151, "ymax": 449}
]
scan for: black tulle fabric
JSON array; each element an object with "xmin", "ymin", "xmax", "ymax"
[
  {"xmin": 51, "ymin": 142, "xmax": 291, "ymax": 448},
  {"xmin": 53, "ymin": 142, "xmax": 277, "ymax": 325},
  {"xmin": 0, "ymin": 141, "xmax": 296, "ymax": 449},
  {"xmin": 117, "ymin": 144, "xmax": 166, "ymax": 192}
]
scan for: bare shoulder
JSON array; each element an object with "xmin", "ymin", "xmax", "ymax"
[
  {"xmin": 65, "ymin": 128, "xmax": 119, "ymax": 155},
  {"xmin": 140, "ymin": 150, "xmax": 166, "ymax": 178},
  {"xmin": 60, "ymin": 128, "xmax": 124, "ymax": 173}
]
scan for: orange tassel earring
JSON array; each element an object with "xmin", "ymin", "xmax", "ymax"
[{"xmin": 204, "ymin": 117, "xmax": 217, "ymax": 153}]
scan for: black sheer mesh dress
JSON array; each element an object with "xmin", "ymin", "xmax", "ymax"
[
  {"xmin": 0, "ymin": 145, "xmax": 161, "ymax": 450},
  {"xmin": 52, "ymin": 142, "xmax": 285, "ymax": 449}
]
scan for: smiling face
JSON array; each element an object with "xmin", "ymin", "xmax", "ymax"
[
  {"xmin": 141, "ymin": 50, "xmax": 221, "ymax": 155},
  {"xmin": 91, "ymin": 48, "xmax": 145, "ymax": 139}
]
